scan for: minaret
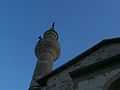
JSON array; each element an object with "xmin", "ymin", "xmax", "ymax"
[{"xmin": 29, "ymin": 23, "xmax": 60, "ymax": 90}]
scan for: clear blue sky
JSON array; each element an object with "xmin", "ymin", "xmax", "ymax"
[{"xmin": 0, "ymin": 0, "xmax": 120, "ymax": 90}]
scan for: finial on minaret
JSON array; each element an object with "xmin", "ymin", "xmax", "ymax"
[
  {"xmin": 52, "ymin": 22, "xmax": 55, "ymax": 29},
  {"xmin": 48, "ymin": 22, "xmax": 55, "ymax": 30}
]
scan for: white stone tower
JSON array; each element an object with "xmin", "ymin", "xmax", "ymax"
[{"xmin": 29, "ymin": 23, "xmax": 60, "ymax": 90}]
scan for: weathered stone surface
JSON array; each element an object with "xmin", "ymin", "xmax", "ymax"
[{"xmin": 39, "ymin": 43, "xmax": 120, "ymax": 90}]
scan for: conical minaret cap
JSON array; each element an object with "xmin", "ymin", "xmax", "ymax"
[{"xmin": 43, "ymin": 22, "xmax": 59, "ymax": 40}]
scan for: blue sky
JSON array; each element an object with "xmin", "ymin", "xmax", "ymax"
[{"xmin": 0, "ymin": 0, "xmax": 120, "ymax": 90}]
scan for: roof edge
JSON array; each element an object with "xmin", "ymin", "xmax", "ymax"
[{"xmin": 37, "ymin": 37, "xmax": 120, "ymax": 86}]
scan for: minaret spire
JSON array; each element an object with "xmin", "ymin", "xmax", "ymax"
[{"xmin": 29, "ymin": 23, "xmax": 60, "ymax": 90}]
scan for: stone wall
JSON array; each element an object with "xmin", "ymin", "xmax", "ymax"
[
  {"xmin": 40, "ymin": 43, "xmax": 120, "ymax": 90},
  {"xmin": 76, "ymin": 68, "xmax": 120, "ymax": 90}
]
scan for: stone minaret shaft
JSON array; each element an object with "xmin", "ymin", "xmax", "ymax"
[{"xmin": 29, "ymin": 23, "xmax": 60, "ymax": 90}]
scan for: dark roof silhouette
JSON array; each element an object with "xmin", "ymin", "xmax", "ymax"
[{"xmin": 37, "ymin": 37, "xmax": 120, "ymax": 86}]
